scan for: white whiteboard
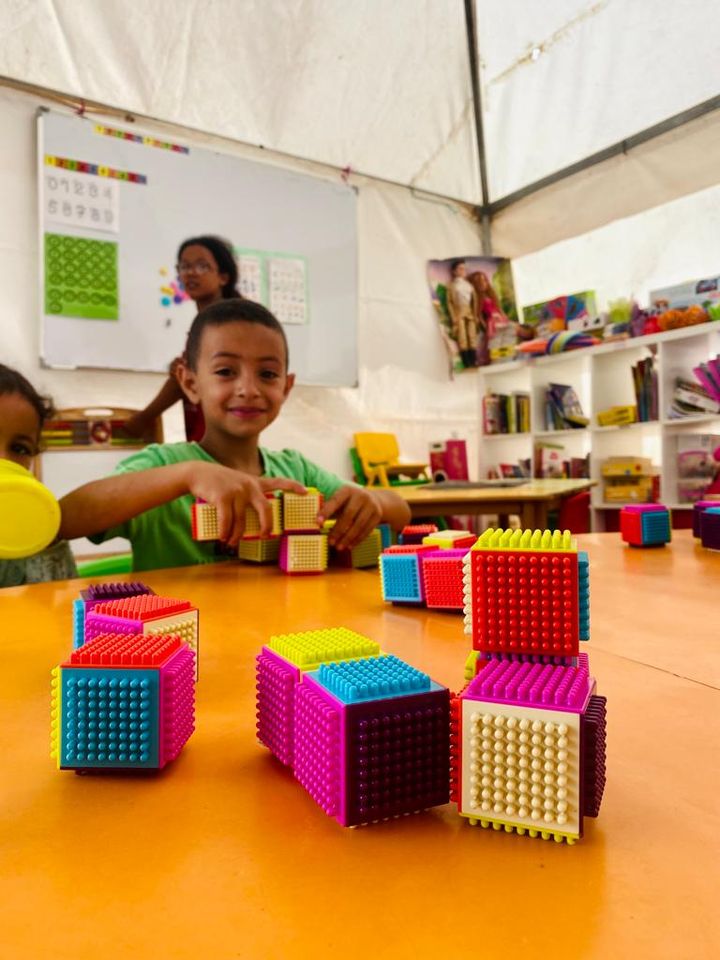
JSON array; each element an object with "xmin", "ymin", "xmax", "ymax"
[{"xmin": 38, "ymin": 109, "xmax": 358, "ymax": 386}]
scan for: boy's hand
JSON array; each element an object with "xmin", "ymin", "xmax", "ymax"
[
  {"xmin": 319, "ymin": 485, "xmax": 382, "ymax": 550},
  {"xmin": 189, "ymin": 463, "xmax": 305, "ymax": 546}
]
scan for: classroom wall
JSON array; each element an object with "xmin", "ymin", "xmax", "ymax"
[{"xmin": 1, "ymin": 84, "xmax": 483, "ymax": 488}]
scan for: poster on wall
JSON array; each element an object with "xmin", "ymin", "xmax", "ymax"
[{"xmin": 427, "ymin": 256, "xmax": 518, "ymax": 372}]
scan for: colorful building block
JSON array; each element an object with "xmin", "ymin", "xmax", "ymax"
[
  {"xmin": 377, "ymin": 523, "xmax": 393, "ymax": 549},
  {"xmin": 422, "ymin": 530, "xmax": 477, "ymax": 550},
  {"xmin": 379, "ymin": 544, "xmax": 434, "ymax": 604},
  {"xmin": 238, "ymin": 536, "xmax": 281, "ymax": 563},
  {"xmin": 293, "ymin": 655, "xmax": 450, "ymax": 826},
  {"xmin": 73, "ymin": 581, "xmax": 154, "ymax": 649},
  {"xmin": 84, "ymin": 595, "xmax": 200, "ymax": 679},
  {"xmin": 421, "ymin": 548, "xmax": 467, "ymax": 610},
  {"xmin": 191, "ymin": 495, "xmax": 282, "ymax": 540},
  {"xmin": 51, "ymin": 632, "xmax": 195, "ymax": 770},
  {"xmin": 699, "ymin": 506, "xmax": 720, "ymax": 550},
  {"xmin": 279, "ymin": 533, "xmax": 328, "ymax": 573},
  {"xmin": 450, "ymin": 652, "xmax": 605, "ymax": 843},
  {"xmin": 330, "ymin": 528, "xmax": 383, "ymax": 569},
  {"xmin": 399, "ymin": 523, "xmax": 438, "ymax": 545},
  {"xmin": 463, "ymin": 529, "xmax": 584, "ymax": 660},
  {"xmin": 256, "ymin": 627, "xmax": 381, "ymax": 766},
  {"xmin": 620, "ymin": 504, "xmax": 671, "ymax": 546},
  {"xmin": 692, "ymin": 500, "xmax": 719, "ymax": 538},
  {"xmin": 282, "ymin": 489, "xmax": 323, "ymax": 532}
]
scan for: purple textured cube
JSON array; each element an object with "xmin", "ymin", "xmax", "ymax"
[
  {"xmin": 700, "ymin": 507, "xmax": 720, "ymax": 550},
  {"xmin": 692, "ymin": 501, "xmax": 719, "ymax": 538},
  {"xmin": 294, "ymin": 672, "xmax": 449, "ymax": 827},
  {"xmin": 581, "ymin": 695, "xmax": 607, "ymax": 818}
]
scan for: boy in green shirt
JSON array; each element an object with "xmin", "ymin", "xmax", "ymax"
[{"xmin": 59, "ymin": 300, "xmax": 410, "ymax": 571}]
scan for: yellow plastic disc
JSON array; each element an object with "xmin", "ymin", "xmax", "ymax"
[{"xmin": 0, "ymin": 459, "xmax": 61, "ymax": 559}]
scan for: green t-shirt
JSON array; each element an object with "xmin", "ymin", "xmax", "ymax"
[{"xmin": 89, "ymin": 442, "xmax": 347, "ymax": 572}]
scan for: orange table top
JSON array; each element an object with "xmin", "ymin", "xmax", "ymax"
[{"xmin": 1, "ymin": 531, "xmax": 718, "ymax": 960}]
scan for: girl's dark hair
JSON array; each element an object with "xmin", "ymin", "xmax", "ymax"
[
  {"xmin": 185, "ymin": 299, "xmax": 289, "ymax": 370},
  {"xmin": 177, "ymin": 235, "xmax": 241, "ymax": 298},
  {"xmin": 450, "ymin": 258, "xmax": 466, "ymax": 275},
  {"xmin": 0, "ymin": 364, "xmax": 55, "ymax": 427}
]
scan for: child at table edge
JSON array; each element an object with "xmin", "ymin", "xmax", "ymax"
[
  {"xmin": 58, "ymin": 299, "xmax": 411, "ymax": 571},
  {"xmin": 0, "ymin": 364, "xmax": 77, "ymax": 588}
]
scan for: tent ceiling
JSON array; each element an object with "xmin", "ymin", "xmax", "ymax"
[
  {"xmin": 0, "ymin": 0, "xmax": 479, "ymax": 203},
  {"xmin": 1, "ymin": 0, "xmax": 719, "ymax": 243}
]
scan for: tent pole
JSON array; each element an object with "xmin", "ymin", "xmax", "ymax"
[
  {"xmin": 488, "ymin": 92, "xmax": 720, "ymax": 216},
  {"xmin": 463, "ymin": 0, "xmax": 492, "ymax": 254}
]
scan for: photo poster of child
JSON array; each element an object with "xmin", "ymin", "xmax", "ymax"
[{"xmin": 427, "ymin": 256, "xmax": 518, "ymax": 373}]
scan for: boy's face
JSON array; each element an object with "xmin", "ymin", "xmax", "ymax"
[
  {"xmin": 0, "ymin": 393, "xmax": 40, "ymax": 470},
  {"xmin": 180, "ymin": 321, "xmax": 294, "ymax": 441}
]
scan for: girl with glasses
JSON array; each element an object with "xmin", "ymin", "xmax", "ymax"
[{"xmin": 125, "ymin": 235, "xmax": 241, "ymax": 442}]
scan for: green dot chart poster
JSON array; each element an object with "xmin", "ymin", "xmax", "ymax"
[{"xmin": 44, "ymin": 232, "xmax": 119, "ymax": 321}]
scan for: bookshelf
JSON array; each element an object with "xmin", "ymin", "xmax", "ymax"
[{"xmin": 479, "ymin": 323, "xmax": 720, "ymax": 530}]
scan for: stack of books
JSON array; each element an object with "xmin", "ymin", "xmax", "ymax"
[
  {"xmin": 691, "ymin": 355, "xmax": 720, "ymax": 407},
  {"xmin": 668, "ymin": 377, "xmax": 720, "ymax": 418},
  {"xmin": 482, "ymin": 392, "xmax": 531, "ymax": 435},
  {"xmin": 544, "ymin": 383, "xmax": 589, "ymax": 430},
  {"xmin": 631, "ymin": 356, "xmax": 658, "ymax": 422},
  {"xmin": 534, "ymin": 442, "xmax": 590, "ymax": 479}
]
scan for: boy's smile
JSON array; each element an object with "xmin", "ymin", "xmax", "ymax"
[{"xmin": 179, "ymin": 320, "xmax": 294, "ymax": 466}]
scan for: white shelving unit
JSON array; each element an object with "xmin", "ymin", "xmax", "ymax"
[{"xmin": 479, "ymin": 324, "xmax": 720, "ymax": 530}]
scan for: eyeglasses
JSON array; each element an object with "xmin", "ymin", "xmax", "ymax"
[{"xmin": 176, "ymin": 261, "xmax": 215, "ymax": 275}]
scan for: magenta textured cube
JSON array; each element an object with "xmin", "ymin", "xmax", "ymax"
[
  {"xmin": 255, "ymin": 647, "xmax": 300, "ymax": 766},
  {"xmin": 159, "ymin": 647, "xmax": 196, "ymax": 767},
  {"xmin": 464, "ymin": 653, "xmax": 592, "ymax": 713}
]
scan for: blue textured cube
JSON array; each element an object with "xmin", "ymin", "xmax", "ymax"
[
  {"xmin": 315, "ymin": 655, "xmax": 431, "ymax": 703},
  {"xmin": 380, "ymin": 554, "xmax": 424, "ymax": 603}
]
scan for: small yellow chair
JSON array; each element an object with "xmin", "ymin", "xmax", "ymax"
[{"xmin": 353, "ymin": 432, "xmax": 430, "ymax": 487}]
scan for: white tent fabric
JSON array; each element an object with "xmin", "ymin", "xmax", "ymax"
[
  {"xmin": 0, "ymin": 0, "xmax": 479, "ymax": 202},
  {"xmin": 476, "ymin": 0, "xmax": 720, "ymax": 201}
]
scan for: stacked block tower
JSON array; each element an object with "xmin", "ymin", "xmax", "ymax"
[
  {"xmin": 52, "ymin": 582, "xmax": 197, "ymax": 772},
  {"xmin": 192, "ymin": 493, "xmax": 385, "ymax": 572},
  {"xmin": 256, "ymin": 628, "xmax": 450, "ymax": 825},
  {"xmin": 451, "ymin": 528, "xmax": 606, "ymax": 844}
]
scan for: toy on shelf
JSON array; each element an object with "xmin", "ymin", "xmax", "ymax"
[
  {"xmin": 256, "ymin": 628, "xmax": 449, "ymax": 825},
  {"xmin": 52, "ymin": 632, "xmax": 195, "ymax": 772},
  {"xmin": 620, "ymin": 504, "xmax": 671, "ymax": 547},
  {"xmin": 596, "ymin": 405, "xmax": 637, "ymax": 427},
  {"xmin": 601, "ymin": 457, "xmax": 660, "ymax": 504},
  {"xmin": 451, "ymin": 527, "xmax": 605, "ymax": 844},
  {"xmin": 0, "ymin": 459, "xmax": 61, "ymax": 560}
]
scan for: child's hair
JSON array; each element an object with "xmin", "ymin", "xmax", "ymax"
[
  {"xmin": 185, "ymin": 299, "xmax": 289, "ymax": 370},
  {"xmin": 0, "ymin": 364, "xmax": 55, "ymax": 429},
  {"xmin": 450, "ymin": 258, "xmax": 466, "ymax": 276},
  {"xmin": 177, "ymin": 235, "xmax": 241, "ymax": 299}
]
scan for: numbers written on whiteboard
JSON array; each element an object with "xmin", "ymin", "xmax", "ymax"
[{"xmin": 44, "ymin": 171, "xmax": 119, "ymax": 234}]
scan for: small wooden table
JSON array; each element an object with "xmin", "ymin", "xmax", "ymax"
[{"xmin": 393, "ymin": 478, "xmax": 595, "ymax": 528}]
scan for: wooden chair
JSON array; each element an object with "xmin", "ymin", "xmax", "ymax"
[{"xmin": 353, "ymin": 432, "xmax": 430, "ymax": 488}]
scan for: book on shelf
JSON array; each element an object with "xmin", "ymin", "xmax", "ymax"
[
  {"xmin": 631, "ymin": 356, "xmax": 658, "ymax": 422},
  {"xmin": 533, "ymin": 441, "xmax": 589, "ymax": 479},
  {"xmin": 498, "ymin": 459, "xmax": 532, "ymax": 479},
  {"xmin": 482, "ymin": 391, "xmax": 530, "ymax": 435},
  {"xmin": 676, "ymin": 433, "xmax": 720, "ymax": 503},
  {"xmin": 691, "ymin": 356, "xmax": 720, "ymax": 406},
  {"xmin": 668, "ymin": 377, "xmax": 720, "ymax": 418},
  {"xmin": 544, "ymin": 383, "xmax": 589, "ymax": 430}
]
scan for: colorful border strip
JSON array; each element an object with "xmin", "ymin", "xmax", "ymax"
[
  {"xmin": 44, "ymin": 154, "xmax": 147, "ymax": 185},
  {"xmin": 94, "ymin": 124, "xmax": 189, "ymax": 154}
]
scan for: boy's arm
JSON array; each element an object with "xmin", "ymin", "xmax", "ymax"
[
  {"xmin": 319, "ymin": 485, "xmax": 410, "ymax": 551},
  {"xmin": 59, "ymin": 462, "xmax": 305, "ymax": 547}
]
